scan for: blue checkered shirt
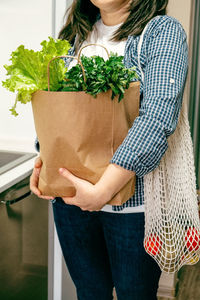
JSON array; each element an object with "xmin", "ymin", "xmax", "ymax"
[{"xmin": 35, "ymin": 15, "xmax": 188, "ymax": 211}]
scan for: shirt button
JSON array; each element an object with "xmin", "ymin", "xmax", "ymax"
[{"xmin": 170, "ymin": 78, "xmax": 175, "ymax": 84}]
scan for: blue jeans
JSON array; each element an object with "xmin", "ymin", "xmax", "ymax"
[{"xmin": 52, "ymin": 198, "xmax": 161, "ymax": 300}]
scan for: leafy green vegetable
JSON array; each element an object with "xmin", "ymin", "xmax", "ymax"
[
  {"xmin": 60, "ymin": 53, "xmax": 138, "ymax": 102},
  {"xmin": 2, "ymin": 41, "xmax": 138, "ymax": 117},
  {"xmin": 2, "ymin": 37, "xmax": 71, "ymax": 116}
]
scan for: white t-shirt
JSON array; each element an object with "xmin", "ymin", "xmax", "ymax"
[{"xmin": 69, "ymin": 19, "xmax": 145, "ymax": 213}]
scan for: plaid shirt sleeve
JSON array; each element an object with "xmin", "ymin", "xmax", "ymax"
[
  {"xmin": 35, "ymin": 136, "xmax": 40, "ymax": 152},
  {"xmin": 110, "ymin": 18, "xmax": 188, "ymax": 177}
]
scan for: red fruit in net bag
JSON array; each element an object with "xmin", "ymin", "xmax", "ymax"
[
  {"xmin": 144, "ymin": 234, "xmax": 161, "ymax": 256},
  {"xmin": 185, "ymin": 227, "xmax": 200, "ymax": 252}
]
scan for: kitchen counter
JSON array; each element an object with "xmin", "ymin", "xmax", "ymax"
[
  {"xmin": 0, "ymin": 137, "xmax": 38, "ymax": 193},
  {"xmin": 0, "ymin": 156, "xmax": 37, "ymax": 193}
]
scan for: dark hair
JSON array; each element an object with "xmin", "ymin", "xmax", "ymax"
[{"xmin": 58, "ymin": 0, "xmax": 168, "ymax": 49}]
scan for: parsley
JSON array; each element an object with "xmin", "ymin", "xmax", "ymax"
[{"xmin": 60, "ymin": 53, "xmax": 138, "ymax": 102}]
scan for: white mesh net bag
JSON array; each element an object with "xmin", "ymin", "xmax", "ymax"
[{"xmin": 138, "ymin": 21, "xmax": 200, "ymax": 273}]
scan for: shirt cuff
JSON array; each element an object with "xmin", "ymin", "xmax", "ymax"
[
  {"xmin": 35, "ymin": 137, "xmax": 40, "ymax": 152},
  {"xmin": 109, "ymin": 144, "xmax": 148, "ymax": 178}
]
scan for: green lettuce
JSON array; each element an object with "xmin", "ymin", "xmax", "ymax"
[{"xmin": 2, "ymin": 37, "xmax": 71, "ymax": 116}]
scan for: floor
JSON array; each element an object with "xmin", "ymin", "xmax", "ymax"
[
  {"xmin": 175, "ymin": 260, "xmax": 200, "ymax": 300},
  {"xmin": 113, "ymin": 260, "xmax": 200, "ymax": 300},
  {"xmin": 0, "ymin": 265, "xmax": 47, "ymax": 300}
]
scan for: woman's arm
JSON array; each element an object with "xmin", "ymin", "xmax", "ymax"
[
  {"xmin": 95, "ymin": 163, "xmax": 135, "ymax": 200},
  {"xmin": 91, "ymin": 17, "xmax": 189, "ymax": 206},
  {"xmin": 110, "ymin": 17, "xmax": 188, "ymax": 177},
  {"xmin": 59, "ymin": 163, "xmax": 134, "ymax": 211}
]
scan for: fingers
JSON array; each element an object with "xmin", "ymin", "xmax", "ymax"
[
  {"xmin": 59, "ymin": 168, "xmax": 78, "ymax": 186},
  {"xmin": 62, "ymin": 196, "xmax": 75, "ymax": 205},
  {"xmin": 30, "ymin": 167, "xmax": 41, "ymax": 196},
  {"xmin": 30, "ymin": 164, "xmax": 53, "ymax": 200},
  {"xmin": 34, "ymin": 156, "xmax": 43, "ymax": 168}
]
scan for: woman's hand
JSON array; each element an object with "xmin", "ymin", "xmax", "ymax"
[
  {"xmin": 30, "ymin": 156, "xmax": 54, "ymax": 200},
  {"xmin": 59, "ymin": 163, "xmax": 134, "ymax": 211},
  {"xmin": 59, "ymin": 168, "xmax": 111, "ymax": 211}
]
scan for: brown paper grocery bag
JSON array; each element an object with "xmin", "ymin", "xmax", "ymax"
[{"xmin": 31, "ymin": 80, "xmax": 140, "ymax": 206}]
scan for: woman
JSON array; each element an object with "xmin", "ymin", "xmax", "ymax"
[{"xmin": 30, "ymin": 0, "xmax": 188, "ymax": 299}]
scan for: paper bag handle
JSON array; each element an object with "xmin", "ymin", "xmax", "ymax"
[
  {"xmin": 77, "ymin": 43, "xmax": 110, "ymax": 61},
  {"xmin": 47, "ymin": 55, "xmax": 86, "ymax": 91}
]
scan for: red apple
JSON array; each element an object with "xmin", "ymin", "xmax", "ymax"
[
  {"xmin": 185, "ymin": 227, "xmax": 200, "ymax": 252},
  {"xmin": 144, "ymin": 234, "xmax": 161, "ymax": 256}
]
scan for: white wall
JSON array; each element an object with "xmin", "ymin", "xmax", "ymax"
[
  {"xmin": 167, "ymin": 0, "xmax": 192, "ymax": 107},
  {"xmin": 167, "ymin": 0, "xmax": 192, "ymax": 41},
  {"xmin": 0, "ymin": 0, "xmax": 52, "ymax": 151},
  {"xmin": 53, "ymin": 0, "xmax": 69, "ymax": 38}
]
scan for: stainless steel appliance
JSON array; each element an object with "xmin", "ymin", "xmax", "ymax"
[
  {"xmin": 0, "ymin": 151, "xmax": 48, "ymax": 300},
  {"xmin": 0, "ymin": 150, "xmax": 77, "ymax": 300}
]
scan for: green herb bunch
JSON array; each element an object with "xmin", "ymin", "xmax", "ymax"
[{"xmin": 60, "ymin": 53, "xmax": 138, "ymax": 102}]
